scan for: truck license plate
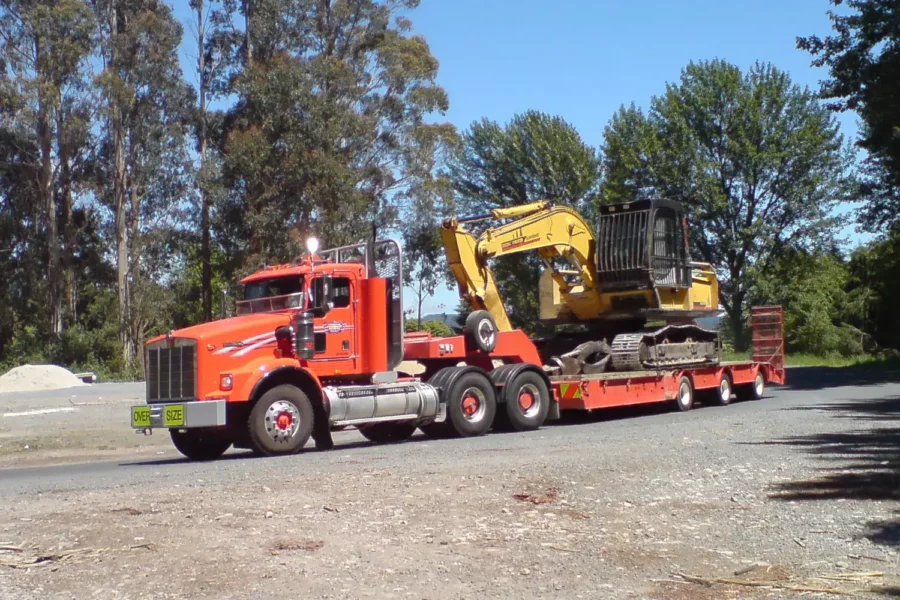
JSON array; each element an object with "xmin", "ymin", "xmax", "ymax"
[
  {"xmin": 131, "ymin": 406, "xmax": 151, "ymax": 428},
  {"xmin": 162, "ymin": 404, "xmax": 185, "ymax": 427}
]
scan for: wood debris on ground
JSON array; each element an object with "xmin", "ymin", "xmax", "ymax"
[
  {"xmin": 0, "ymin": 546, "xmax": 109, "ymax": 570},
  {"xmin": 270, "ymin": 540, "xmax": 325, "ymax": 554},
  {"xmin": 674, "ymin": 569, "xmax": 890, "ymax": 596},
  {"xmin": 512, "ymin": 487, "xmax": 559, "ymax": 505}
]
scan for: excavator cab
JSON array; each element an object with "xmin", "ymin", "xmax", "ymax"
[{"xmin": 595, "ymin": 199, "xmax": 692, "ymax": 293}]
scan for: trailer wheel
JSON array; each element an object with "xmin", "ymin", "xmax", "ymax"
[
  {"xmin": 446, "ymin": 371, "xmax": 497, "ymax": 437},
  {"xmin": 248, "ymin": 384, "xmax": 314, "ymax": 455},
  {"xmin": 737, "ymin": 371, "xmax": 765, "ymax": 401},
  {"xmin": 464, "ymin": 310, "xmax": 498, "ymax": 353},
  {"xmin": 709, "ymin": 372, "xmax": 733, "ymax": 406},
  {"xmin": 501, "ymin": 371, "xmax": 550, "ymax": 431},
  {"xmin": 674, "ymin": 375, "xmax": 694, "ymax": 412},
  {"xmin": 169, "ymin": 429, "xmax": 232, "ymax": 461},
  {"xmin": 359, "ymin": 421, "xmax": 418, "ymax": 443}
]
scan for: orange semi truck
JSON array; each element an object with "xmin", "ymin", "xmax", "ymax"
[{"xmin": 131, "ymin": 238, "xmax": 785, "ymax": 461}]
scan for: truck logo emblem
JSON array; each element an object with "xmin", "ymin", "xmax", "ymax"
[{"xmin": 323, "ymin": 322, "xmax": 348, "ymax": 334}]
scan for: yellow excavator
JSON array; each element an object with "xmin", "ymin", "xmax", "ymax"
[{"xmin": 441, "ymin": 199, "xmax": 722, "ymax": 373}]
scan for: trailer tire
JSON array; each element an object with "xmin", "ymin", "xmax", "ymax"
[
  {"xmin": 446, "ymin": 371, "xmax": 497, "ymax": 437},
  {"xmin": 737, "ymin": 371, "xmax": 765, "ymax": 401},
  {"xmin": 359, "ymin": 421, "xmax": 418, "ymax": 443},
  {"xmin": 464, "ymin": 310, "xmax": 498, "ymax": 353},
  {"xmin": 709, "ymin": 372, "xmax": 733, "ymax": 406},
  {"xmin": 248, "ymin": 384, "xmax": 314, "ymax": 456},
  {"xmin": 674, "ymin": 375, "xmax": 694, "ymax": 412},
  {"xmin": 169, "ymin": 429, "xmax": 232, "ymax": 461},
  {"xmin": 502, "ymin": 371, "xmax": 550, "ymax": 431}
]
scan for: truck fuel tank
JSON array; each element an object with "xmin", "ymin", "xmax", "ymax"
[{"xmin": 322, "ymin": 382, "xmax": 440, "ymax": 427}]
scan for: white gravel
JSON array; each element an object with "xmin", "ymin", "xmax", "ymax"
[{"xmin": 0, "ymin": 365, "xmax": 86, "ymax": 394}]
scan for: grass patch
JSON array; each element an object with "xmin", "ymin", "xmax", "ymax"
[{"xmin": 721, "ymin": 351, "xmax": 900, "ymax": 369}]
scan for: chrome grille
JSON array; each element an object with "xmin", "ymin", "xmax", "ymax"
[{"xmin": 145, "ymin": 340, "xmax": 197, "ymax": 402}]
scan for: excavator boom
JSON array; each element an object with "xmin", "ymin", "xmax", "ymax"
[{"xmin": 441, "ymin": 203, "xmax": 602, "ymax": 331}]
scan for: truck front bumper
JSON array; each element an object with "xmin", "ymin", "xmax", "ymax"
[{"xmin": 131, "ymin": 400, "xmax": 227, "ymax": 430}]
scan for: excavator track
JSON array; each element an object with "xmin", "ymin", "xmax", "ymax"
[
  {"xmin": 609, "ymin": 324, "xmax": 719, "ymax": 372},
  {"xmin": 609, "ymin": 333, "xmax": 646, "ymax": 372}
]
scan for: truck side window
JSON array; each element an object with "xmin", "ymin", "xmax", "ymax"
[{"xmin": 332, "ymin": 277, "xmax": 351, "ymax": 308}]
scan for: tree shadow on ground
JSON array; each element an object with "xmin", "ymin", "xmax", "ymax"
[
  {"xmin": 783, "ymin": 366, "xmax": 900, "ymax": 391},
  {"xmin": 762, "ymin": 396, "xmax": 900, "ymax": 547}
]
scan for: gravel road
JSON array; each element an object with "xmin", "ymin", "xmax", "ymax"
[{"xmin": 0, "ymin": 367, "xmax": 898, "ymax": 599}]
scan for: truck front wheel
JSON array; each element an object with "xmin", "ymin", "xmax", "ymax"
[
  {"xmin": 248, "ymin": 385, "xmax": 314, "ymax": 456},
  {"xmin": 169, "ymin": 429, "xmax": 232, "ymax": 461}
]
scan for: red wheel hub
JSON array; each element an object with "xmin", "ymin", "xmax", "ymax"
[
  {"xmin": 518, "ymin": 390, "xmax": 535, "ymax": 411},
  {"xmin": 275, "ymin": 411, "xmax": 293, "ymax": 430},
  {"xmin": 461, "ymin": 394, "xmax": 480, "ymax": 417}
]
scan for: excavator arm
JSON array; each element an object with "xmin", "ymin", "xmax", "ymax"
[{"xmin": 441, "ymin": 201, "xmax": 602, "ymax": 331}]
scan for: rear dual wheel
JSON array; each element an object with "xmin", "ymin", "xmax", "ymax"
[
  {"xmin": 495, "ymin": 371, "xmax": 550, "ymax": 432},
  {"xmin": 419, "ymin": 369, "xmax": 497, "ymax": 438}
]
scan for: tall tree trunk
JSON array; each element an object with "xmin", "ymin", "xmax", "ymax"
[
  {"xmin": 57, "ymin": 109, "xmax": 76, "ymax": 329},
  {"xmin": 197, "ymin": 1, "xmax": 212, "ymax": 322},
  {"xmin": 244, "ymin": 0, "xmax": 253, "ymax": 66},
  {"xmin": 416, "ymin": 285, "xmax": 424, "ymax": 327},
  {"xmin": 110, "ymin": 2, "xmax": 132, "ymax": 366},
  {"xmin": 35, "ymin": 38, "xmax": 62, "ymax": 337},
  {"xmin": 130, "ymin": 182, "xmax": 142, "ymax": 373}
]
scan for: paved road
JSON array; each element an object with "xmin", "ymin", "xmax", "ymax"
[{"xmin": 2, "ymin": 366, "xmax": 897, "ymax": 494}]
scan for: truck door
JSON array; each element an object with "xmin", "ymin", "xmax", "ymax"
[{"xmin": 310, "ymin": 274, "xmax": 357, "ymax": 370}]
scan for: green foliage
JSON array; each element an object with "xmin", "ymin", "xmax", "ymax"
[
  {"xmin": 210, "ymin": 0, "xmax": 455, "ymax": 268},
  {"xmin": 799, "ymin": 1, "xmax": 900, "ymax": 232},
  {"xmin": 751, "ymin": 248, "xmax": 865, "ymax": 357},
  {"xmin": 403, "ymin": 318, "xmax": 453, "ymax": 338},
  {"xmin": 0, "ymin": 289, "xmax": 141, "ymax": 381},
  {"xmin": 846, "ymin": 231, "xmax": 900, "ymax": 351},
  {"xmin": 447, "ymin": 111, "xmax": 601, "ymax": 329},
  {"xmin": 601, "ymin": 60, "xmax": 849, "ymax": 349}
]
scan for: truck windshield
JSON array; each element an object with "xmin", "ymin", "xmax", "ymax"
[{"xmin": 236, "ymin": 276, "xmax": 305, "ymax": 315}]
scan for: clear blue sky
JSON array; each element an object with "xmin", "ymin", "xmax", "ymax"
[{"xmin": 171, "ymin": 0, "xmax": 865, "ymax": 317}]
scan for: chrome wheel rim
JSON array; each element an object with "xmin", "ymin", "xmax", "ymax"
[
  {"xmin": 719, "ymin": 378, "xmax": 730, "ymax": 402},
  {"xmin": 460, "ymin": 387, "xmax": 487, "ymax": 423},
  {"xmin": 754, "ymin": 374, "xmax": 764, "ymax": 396},
  {"xmin": 517, "ymin": 383, "xmax": 541, "ymax": 418},
  {"xmin": 265, "ymin": 400, "xmax": 301, "ymax": 444},
  {"xmin": 679, "ymin": 381, "xmax": 691, "ymax": 407}
]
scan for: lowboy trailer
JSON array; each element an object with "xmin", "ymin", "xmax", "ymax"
[{"xmin": 403, "ymin": 305, "xmax": 784, "ymax": 420}]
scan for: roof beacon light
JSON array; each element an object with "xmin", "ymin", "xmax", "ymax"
[{"xmin": 306, "ymin": 237, "xmax": 320, "ymax": 256}]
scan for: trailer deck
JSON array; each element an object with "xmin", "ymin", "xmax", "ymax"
[{"xmin": 403, "ymin": 306, "xmax": 785, "ymax": 415}]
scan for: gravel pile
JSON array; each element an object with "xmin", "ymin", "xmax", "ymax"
[{"xmin": 0, "ymin": 365, "xmax": 86, "ymax": 394}]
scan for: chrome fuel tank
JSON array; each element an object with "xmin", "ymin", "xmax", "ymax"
[{"xmin": 322, "ymin": 382, "xmax": 440, "ymax": 426}]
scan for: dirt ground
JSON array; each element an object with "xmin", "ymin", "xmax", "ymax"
[{"xmin": 0, "ymin": 368, "xmax": 899, "ymax": 599}]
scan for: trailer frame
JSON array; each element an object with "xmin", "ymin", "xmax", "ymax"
[{"xmin": 404, "ymin": 306, "xmax": 785, "ymax": 416}]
